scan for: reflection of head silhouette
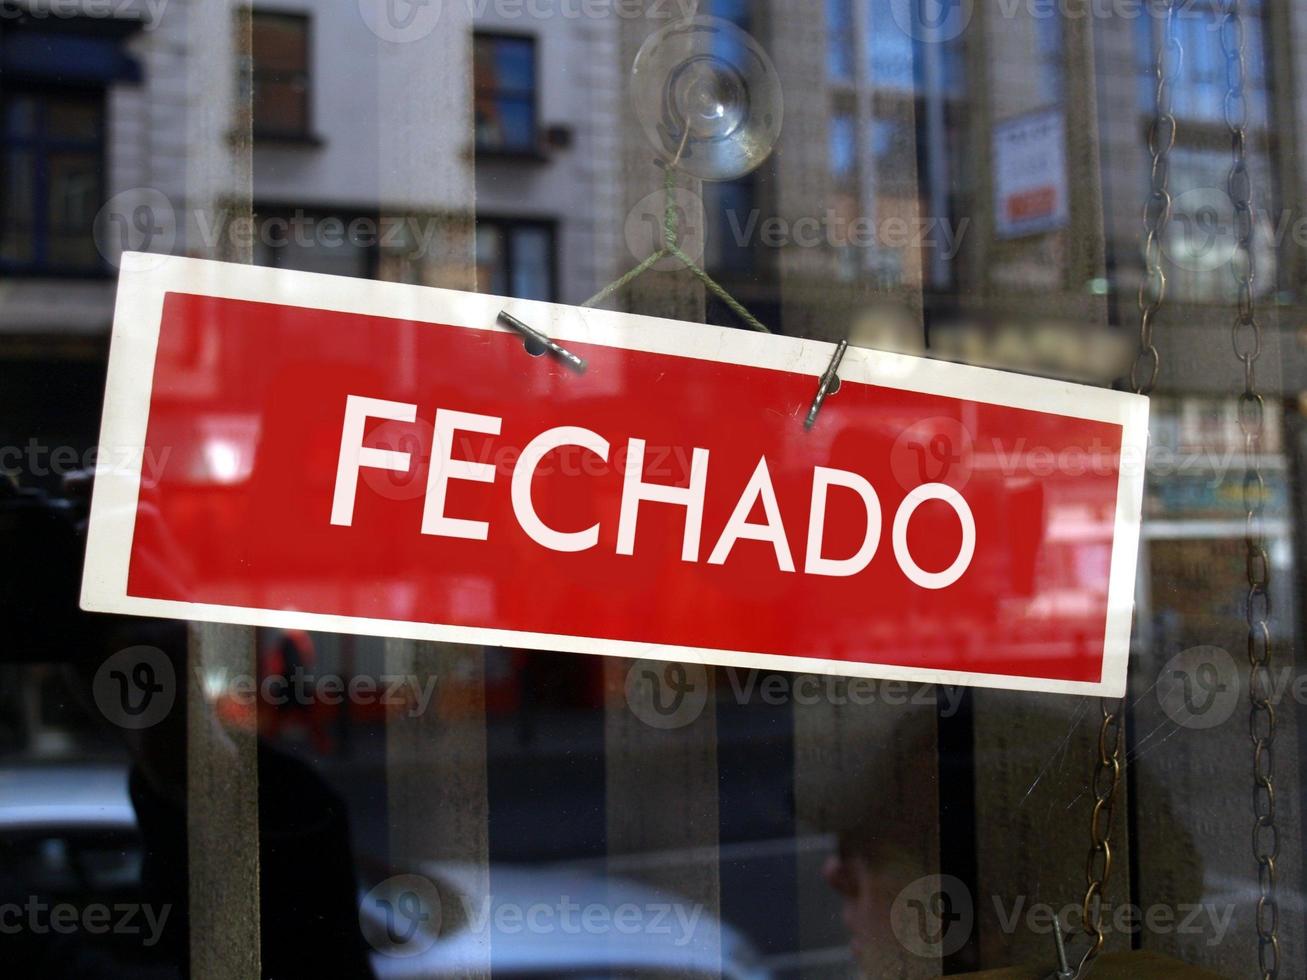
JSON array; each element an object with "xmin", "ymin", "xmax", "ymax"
[{"xmin": 807, "ymin": 697, "xmax": 1205, "ymax": 976}]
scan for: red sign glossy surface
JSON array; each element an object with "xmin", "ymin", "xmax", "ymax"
[{"xmin": 84, "ymin": 256, "xmax": 1147, "ymax": 695}]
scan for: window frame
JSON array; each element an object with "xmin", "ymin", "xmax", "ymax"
[
  {"xmin": 249, "ymin": 8, "xmax": 317, "ymax": 145},
  {"xmin": 473, "ymin": 30, "xmax": 543, "ymax": 160},
  {"xmin": 475, "ymin": 215, "xmax": 559, "ymax": 303},
  {"xmin": 0, "ymin": 83, "xmax": 109, "ymax": 279}
]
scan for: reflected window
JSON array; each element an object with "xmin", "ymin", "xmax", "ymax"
[
  {"xmin": 251, "ymin": 11, "xmax": 312, "ymax": 141},
  {"xmin": 474, "ymin": 34, "xmax": 539, "ymax": 155},
  {"xmin": 251, "ymin": 208, "xmax": 376, "ymax": 279},
  {"xmin": 869, "ymin": 0, "xmax": 917, "ymax": 89},
  {"xmin": 1036, "ymin": 11, "xmax": 1064, "ymax": 104},
  {"xmin": 476, "ymin": 218, "xmax": 556, "ymax": 301},
  {"xmin": 827, "ymin": 0, "xmax": 856, "ymax": 81},
  {"xmin": 705, "ymin": 176, "xmax": 759, "ymax": 275},
  {"xmin": 0, "ymin": 90, "xmax": 104, "ymax": 276},
  {"xmin": 1137, "ymin": 0, "xmax": 1269, "ymax": 124}
]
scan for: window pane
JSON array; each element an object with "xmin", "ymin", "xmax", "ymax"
[
  {"xmin": 46, "ymin": 152, "xmax": 102, "ymax": 269},
  {"xmin": 475, "ymin": 35, "xmax": 537, "ymax": 151},
  {"xmin": 487, "ymin": 38, "xmax": 535, "ymax": 94},
  {"xmin": 255, "ymin": 79, "xmax": 309, "ymax": 135},
  {"xmin": 47, "ymin": 99, "xmax": 101, "ymax": 142},
  {"xmin": 509, "ymin": 226, "xmax": 552, "ymax": 301},
  {"xmin": 3, "ymin": 95, "xmax": 36, "ymax": 138},
  {"xmin": 869, "ymin": 0, "xmax": 917, "ymax": 89},
  {"xmin": 827, "ymin": 0, "xmax": 855, "ymax": 81},
  {"xmin": 475, "ymin": 224, "xmax": 508, "ymax": 295},
  {"xmin": 253, "ymin": 14, "xmax": 309, "ymax": 75},
  {"xmin": 1, "ymin": 149, "xmax": 35, "ymax": 263}
]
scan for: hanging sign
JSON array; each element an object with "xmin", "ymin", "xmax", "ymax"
[{"xmin": 83, "ymin": 254, "xmax": 1147, "ymax": 696}]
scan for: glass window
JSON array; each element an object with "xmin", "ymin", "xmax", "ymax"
[
  {"xmin": 474, "ymin": 34, "xmax": 539, "ymax": 154},
  {"xmin": 827, "ymin": 0, "xmax": 855, "ymax": 81},
  {"xmin": 476, "ymin": 218, "xmax": 556, "ymax": 301},
  {"xmin": 9, "ymin": 6, "xmax": 1307, "ymax": 980},
  {"xmin": 0, "ymin": 90, "xmax": 104, "ymax": 275},
  {"xmin": 251, "ymin": 11, "xmax": 312, "ymax": 139},
  {"xmin": 251, "ymin": 208, "xmax": 377, "ymax": 280}
]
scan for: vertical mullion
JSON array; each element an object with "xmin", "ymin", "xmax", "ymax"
[
  {"xmin": 376, "ymin": 2, "xmax": 491, "ymax": 974},
  {"xmin": 775, "ymin": 1, "xmax": 942, "ymax": 974},
  {"xmin": 185, "ymin": 5, "xmax": 260, "ymax": 979},
  {"xmin": 601, "ymin": 7, "xmax": 722, "ymax": 977}
]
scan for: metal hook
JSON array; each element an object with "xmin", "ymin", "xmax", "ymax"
[
  {"xmin": 804, "ymin": 340, "xmax": 847, "ymax": 430},
  {"xmin": 1041, "ymin": 929, "xmax": 1086, "ymax": 980},
  {"xmin": 498, "ymin": 310, "xmax": 587, "ymax": 374}
]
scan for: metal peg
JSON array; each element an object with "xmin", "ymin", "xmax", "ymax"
[
  {"xmin": 804, "ymin": 340, "xmax": 848, "ymax": 430},
  {"xmin": 498, "ymin": 310, "xmax": 587, "ymax": 374},
  {"xmin": 1041, "ymin": 929, "xmax": 1083, "ymax": 980}
]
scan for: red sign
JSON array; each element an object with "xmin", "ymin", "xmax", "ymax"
[
  {"xmin": 83, "ymin": 255, "xmax": 1147, "ymax": 695},
  {"xmin": 1007, "ymin": 186, "xmax": 1057, "ymax": 223}
]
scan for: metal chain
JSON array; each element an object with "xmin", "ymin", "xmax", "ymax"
[
  {"xmin": 1221, "ymin": 2, "xmax": 1280, "ymax": 976},
  {"xmin": 1132, "ymin": 0, "xmax": 1179, "ymax": 396},
  {"xmin": 1069, "ymin": 5, "xmax": 1178, "ymax": 976}
]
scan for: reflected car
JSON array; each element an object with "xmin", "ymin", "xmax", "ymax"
[{"xmin": 0, "ymin": 765, "xmax": 771, "ymax": 979}]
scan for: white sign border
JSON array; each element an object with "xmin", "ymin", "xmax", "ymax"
[{"xmin": 83, "ymin": 252, "xmax": 1149, "ymax": 698}]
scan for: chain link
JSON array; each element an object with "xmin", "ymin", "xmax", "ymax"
[
  {"xmin": 1222, "ymin": 1, "xmax": 1280, "ymax": 976},
  {"xmin": 1071, "ymin": 7, "xmax": 1179, "ymax": 977},
  {"xmin": 1133, "ymin": 0, "xmax": 1179, "ymax": 396}
]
